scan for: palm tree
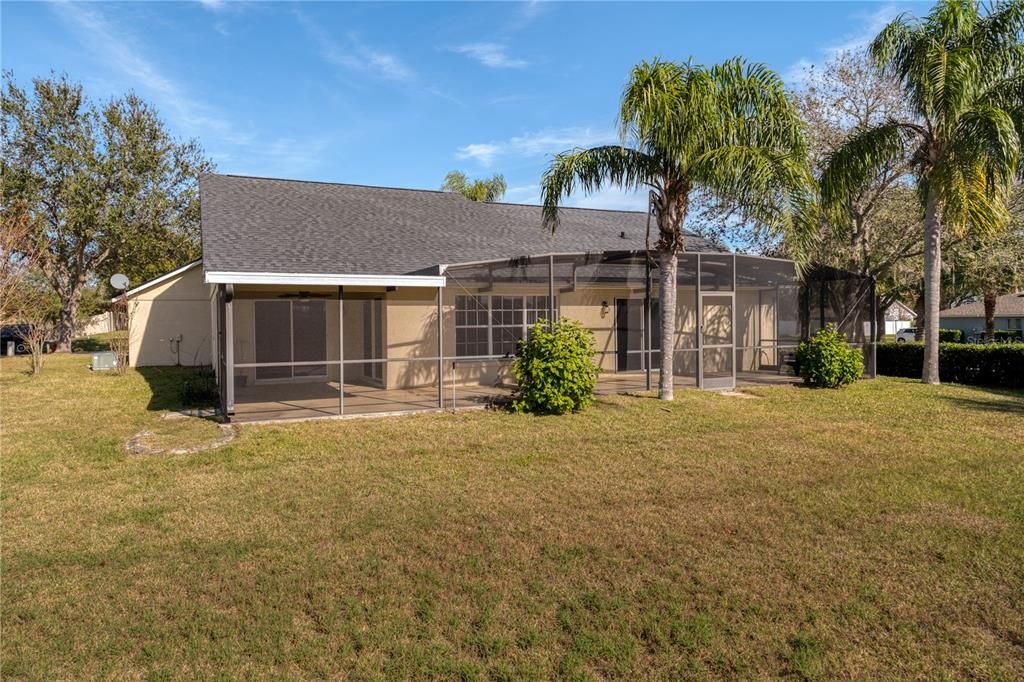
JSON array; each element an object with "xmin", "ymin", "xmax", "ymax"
[
  {"xmin": 820, "ymin": 0, "xmax": 1024, "ymax": 383},
  {"xmin": 541, "ymin": 58, "xmax": 810, "ymax": 400},
  {"xmin": 441, "ymin": 170, "xmax": 508, "ymax": 202}
]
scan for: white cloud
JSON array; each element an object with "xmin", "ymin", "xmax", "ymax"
[
  {"xmin": 50, "ymin": 2, "xmax": 334, "ymax": 178},
  {"xmin": 197, "ymin": 0, "xmax": 226, "ymax": 11},
  {"xmin": 450, "ymin": 43, "xmax": 527, "ymax": 69},
  {"xmin": 783, "ymin": 3, "xmax": 906, "ymax": 89},
  {"xmin": 565, "ymin": 187, "xmax": 648, "ymax": 212},
  {"xmin": 296, "ymin": 11, "xmax": 414, "ymax": 82},
  {"xmin": 825, "ymin": 3, "xmax": 906, "ymax": 56},
  {"xmin": 782, "ymin": 58, "xmax": 815, "ymax": 89},
  {"xmin": 53, "ymin": 2, "xmax": 229, "ymax": 135},
  {"xmin": 456, "ymin": 127, "xmax": 616, "ymax": 167},
  {"xmin": 496, "ymin": 184, "xmax": 647, "ymax": 211},
  {"xmin": 456, "ymin": 143, "xmax": 503, "ymax": 165},
  {"xmin": 503, "ymin": 184, "xmax": 541, "ymax": 204}
]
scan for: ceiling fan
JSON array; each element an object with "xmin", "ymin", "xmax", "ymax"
[{"xmin": 276, "ymin": 291, "xmax": 332, "ymax": 300}]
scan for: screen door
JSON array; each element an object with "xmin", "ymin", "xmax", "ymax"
[{"xmin": 699, "ymin": 293, "xmax": 735, "ymax": 389}]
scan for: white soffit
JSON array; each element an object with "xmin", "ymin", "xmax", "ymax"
[
  {"xmin": 117, "ymin": 260, "xmax": 202, "ymax": 300},
  {"xmin": 204, "ymin": 271, "xmax": 446, "ymax": 288}
]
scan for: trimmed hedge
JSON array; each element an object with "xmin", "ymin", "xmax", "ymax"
[
  {"xmin": 938, "ymin": 329, "xmax": 963, "ymax": 343},
  {"xmin": 877, "ymin": 342, "xmax": 1024, "ymax": 389}
]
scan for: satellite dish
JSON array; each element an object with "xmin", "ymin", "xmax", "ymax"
[{"xmin": 110, "ymin": 273, "xmax": 130, "ymax": 291}]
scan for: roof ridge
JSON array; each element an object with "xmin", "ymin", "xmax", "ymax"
[{"xmin": 204, "ymin": 173, "xmax": 681, "ymax": 224}]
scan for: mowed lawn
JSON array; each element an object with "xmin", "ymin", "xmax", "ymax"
[{"xmin": 2, "ymin": 355, "xmax": 1023, "ymax": 680}]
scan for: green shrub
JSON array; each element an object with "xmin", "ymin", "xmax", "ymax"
[
  {"xmin": 938, "ymin": 328, "xmax": 963, "ymax": 343},
  {"xmin": 512, "ymin": 318, "xmax": 600, "ymax": 415},
  {"xmin": 993, "ymin": 330, "xmax": 1023, "ymax": 343},
  {"xmin": 877, "ymin": 342, "xmax": 1024, "ymax": 389},
  {"xmin": 179, "ymin": 368, "xmax": 219, "ymax": 407},
  {"xmin": 795, "ymin": 324, "xmax": 864, "ymax": 388}
]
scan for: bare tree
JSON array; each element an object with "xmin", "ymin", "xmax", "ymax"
[
  {"xmin": 692, "ymin": 51, "xmax": 924, "ymax": 338},
  {"xmin": 13, "ymin": 291, "xmax": 57, "ymax": 374},
  {"xmin": 0, "ymin": 207, "xmax": 37, "ymax": 323}
]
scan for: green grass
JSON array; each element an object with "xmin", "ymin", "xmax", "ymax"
[
  {"xmin": 70, "ymin": 332, "xmax": 118, "ymax": 353},
  {"xmin": 3, "ymin": 354, "xmax": 1023, "ymax": 679}
]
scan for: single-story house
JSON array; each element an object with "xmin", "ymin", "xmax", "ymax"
[
  {"xmin": 123, "ymin": 174, "xmax": 876, "ymax": 421},
  {"xmin": 884, "ymin": 300, "xmax": 916, "ymax": 335},
  {"xmin": 939, "ymin": 293, "xmax": 1024, "ymax": 339}
]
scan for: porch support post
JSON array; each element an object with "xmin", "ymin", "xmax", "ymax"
[
  {"xmin": 224, "ymin": 283, "xmax": 235, "ymax": 416},
  {"xmin": 437, "ymin": 286, "xmax": 444, "ymax": 408},
  {"xmin": 644, "ymin": 251, "xmax": 652, "ymax": 392},
  {"xmin": 548, "ymin": 254, "xmax": 556, "ymax": 327},
  {"xmin": 344, "ymin": 282, "xmax": 348, "ymax": 411},
  {"xmin": 819, "ymin": 279, "xmax": 826, "ymax": 331},
  {"xmin": 869, "ymin": 276, "xmax": 877, "ymax": 378}
]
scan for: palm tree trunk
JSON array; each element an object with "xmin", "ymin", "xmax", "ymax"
[
  {"xmin": 658, "ymin": 249, "xmax": 677, "ymax": 400},
  {"xmin": 922, "ymin": 192, "xmax": 942, "ymax": 384},
  {"xmin": 984, "ymin": 291, "xmax": 997, "ymax": 342}
]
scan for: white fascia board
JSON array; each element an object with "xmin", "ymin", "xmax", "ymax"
[
  {"xmin": 116, "ymin": 260, "xmax": 203, "ymax": 300},
  {"xmin": 204, "ymin": 271, "xmax": 446, "ymax": 288}
]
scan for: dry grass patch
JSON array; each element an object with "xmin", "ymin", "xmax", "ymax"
[{"xmin": 2, "ymin": 354, "xmax": 1023, "ymax": 679}]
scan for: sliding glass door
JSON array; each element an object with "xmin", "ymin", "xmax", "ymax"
[
  {"xmin": 254, "ymin": 299, "xmax": 327, "ymax": 382},
  {"xmin": 615, "ymin": 299, "xmax": 660, "ymax": 372}
]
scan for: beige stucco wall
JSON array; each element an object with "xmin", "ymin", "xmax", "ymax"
[
  {"xmin": 231, "ymin": 286, "xmax": 342, "ymax": 385},
  {"xmin": 222, "ymin": 282, "xmax": 782, "ymax": 390},
  {"xmin": 384, "ymin": 284, "xmax": 705, "ymax": 388},
  {"xmin": 735, "ymin": 288, "xmax": 779, "ymax": 371},
  {"xmin": 128, "ymin": 265, "xmax": 213, "ymax": 367}
]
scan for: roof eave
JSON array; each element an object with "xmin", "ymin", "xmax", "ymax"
[{"xmin": 204, "ymin": 271, "xmax": 446, "ymax": 288}]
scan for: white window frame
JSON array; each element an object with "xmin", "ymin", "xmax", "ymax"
[{"xmin": 454, "ymin": 294, "xmax": 557, "ymax": 359}]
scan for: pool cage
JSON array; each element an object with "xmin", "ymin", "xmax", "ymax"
[{"xmin": 215, "ymin": 252, "xmax": 876, "ymax": 421}]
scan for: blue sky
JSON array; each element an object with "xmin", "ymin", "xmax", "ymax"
[{"xmin": 3, "ymin": 1, "xmax": 930, "ymax": 211}]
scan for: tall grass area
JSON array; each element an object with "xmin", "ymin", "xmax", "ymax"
[{"xmin": 2, "ymin": 354, "xmax": 1023, "ymax": 679}]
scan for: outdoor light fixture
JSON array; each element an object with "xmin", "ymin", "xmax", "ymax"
[{"xmin": 601, "ymin": 300, "xmax": 610, "ymax": 318}]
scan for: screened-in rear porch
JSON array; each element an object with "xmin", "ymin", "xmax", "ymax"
[{"xmin": 212, "ymin": 251, "xmax": 876, "ymax": 421}]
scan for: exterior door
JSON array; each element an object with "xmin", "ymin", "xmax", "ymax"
[
  {"xmin": 253, "ymin": 299, "xmax": 327, "ymax": 382},
  {"xmin": 615, "ymin": 299, "xmax": 659, "ymax": 372},
  {"xmin": 699, "ymin": 293, "xmax": 735, "ymax": 389}
]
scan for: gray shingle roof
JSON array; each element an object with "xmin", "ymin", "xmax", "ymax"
[
  {"xmin": 940, "ymin": 292, "xmax": 1024, "ymax": 318},
  {"xmin": 200, "ymin": 174, "xmax": 724, "ymax": 276}
]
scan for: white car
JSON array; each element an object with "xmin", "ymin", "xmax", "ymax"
[{"xmin": 894, "ymin": 328, "xmax": 918, "ymax": 343}]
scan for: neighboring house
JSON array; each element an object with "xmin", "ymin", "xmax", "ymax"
[
  {"xmin": 123, "ymin": 174, "xmax": 874, "ymax": 421},
  {"xmin": 939, "ymin": 292, "xmax": 1024, "ymax": 339},
  {"xmin": 884, "ymin": 300, "xmax": 916, "ymax": 335}
]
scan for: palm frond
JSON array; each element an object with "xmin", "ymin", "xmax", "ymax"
[
  {"xmin": 869, "ymin": 13, "xmax": 918, "ymax": 78},
  {"xmin": 935, "ymin": 159, "xmax": 1012, "ymax": 236},
  {"xmin": 820, "ymin": 122, "xmax": 917, "ymax": 209},
  {"xmin": 974, "ymin": 0, "xmax": 1024, "ymax": 56},
  {"xmin": 952, "ymin": 104, "xmax": 1021, "ymax": 179},
  {"xmin": 540, "ymin": 146, "xmax": 661, "ymax": 232}
]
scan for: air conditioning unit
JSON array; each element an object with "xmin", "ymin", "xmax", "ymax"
[{"xmin": 90, "ymin": 351, "xmax": 119, "ymax": 371}]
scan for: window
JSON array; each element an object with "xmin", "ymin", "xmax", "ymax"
[
  {"xmin": 455, "ymin": 295, "xmax": 555, "ymax": 357},
  {"xmin": 491, "ymin": 296, "xmax": 524, "ymax": 356},
  {"xmin": 455, "ymin": 296, "xmax": 489, "ymax": 357}
]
